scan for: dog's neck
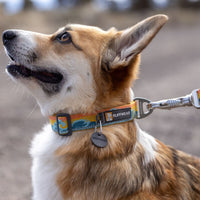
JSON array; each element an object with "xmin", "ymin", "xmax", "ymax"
[
  {"xmin": 95, "ymin": 88, "xmax": 133, "ymax": 111},
  {"xmin": 49, "ymin": 88, "xmax": 135, "ymax": 135},
  {"xmin": 57, "ymin": 88, "xmax": 133, "ymax": 116}
]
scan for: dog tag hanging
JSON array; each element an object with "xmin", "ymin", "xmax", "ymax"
[
  {"xmin": 91, "ymin": 131, "xmax": 107, "ymax": 148},
  {"xmin": 91, "ymin": 120, "xmax": 107, "ymax": 148}
]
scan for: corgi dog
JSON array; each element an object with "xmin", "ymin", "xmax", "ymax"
[{"xmin": 3, "ymin": 15, "xmax": 200, "ymax": 200}]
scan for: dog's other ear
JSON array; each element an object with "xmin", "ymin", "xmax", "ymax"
[{"xmin": 103, "ymin": 15, "xmax": 168, "ymax": 71}]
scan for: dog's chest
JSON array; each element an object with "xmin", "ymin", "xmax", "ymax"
[
  {"xmin": 30, "ymin": 123, "xmax": 158, "ymax": 200},
  {"xmin": 30, "ymin": 124, "xmax": 71, "ymax": 200}
]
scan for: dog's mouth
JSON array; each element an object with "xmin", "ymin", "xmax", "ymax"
[{"xmin": 7, "ymin": 63, "xmax": 63, "ymax": 84}]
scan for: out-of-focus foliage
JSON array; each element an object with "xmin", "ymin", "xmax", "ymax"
[{"xmin": 0, "ymin": 0, "xmax": 200, "ymax": 14}]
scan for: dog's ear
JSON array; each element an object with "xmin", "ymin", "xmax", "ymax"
[{"xmin": 103, "ymin": 15, "xmax": 168, "ymax": 71}]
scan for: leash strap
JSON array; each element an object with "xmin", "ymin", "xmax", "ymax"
[{"xmin": 49, "ymin": 101, "xmax": 139, "ymax": 136}]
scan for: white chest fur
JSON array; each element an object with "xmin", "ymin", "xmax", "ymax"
[{"xmin": 30, "ymin": 124, "xmax": 69, "ymax": 200}]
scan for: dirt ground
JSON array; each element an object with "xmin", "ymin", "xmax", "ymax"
[{"xmin": 0, "ymin": 5, "xmax": 200, "ymax": 200}]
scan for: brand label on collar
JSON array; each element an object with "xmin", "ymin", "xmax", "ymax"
[{"xmin": 104, "ymin": 108, "xmax": 131, "ymax": 123}]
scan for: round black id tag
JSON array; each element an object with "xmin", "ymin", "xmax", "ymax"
[{"xmin": 91, "ymin": 132, "xmax": 108, "ymax": 148}]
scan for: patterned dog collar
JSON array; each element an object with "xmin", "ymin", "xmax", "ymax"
[{"xmin": 49, "ymin": 101, "xmax": 139, "ymax": 136}]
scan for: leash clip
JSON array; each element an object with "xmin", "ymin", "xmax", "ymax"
[
  {"xmin": 133, "ymin": 98, "xmax": 153, "ymax": 119},
  {"xmin": 147, "ymin": 89, "xmax": 200, "ymax": 110}
]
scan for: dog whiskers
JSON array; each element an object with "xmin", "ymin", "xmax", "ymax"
[{"xmin": 27, "ymin": 103, "xmax": 38, "ymax": 119}]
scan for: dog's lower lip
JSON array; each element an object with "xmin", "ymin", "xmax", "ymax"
[
  {"xmin": 7, "ymin": 64, "xmax": 31, "ymax": 78},
  {"xmin": 7, "ymin": 64, "xmax": 63, "ymax": 84}
]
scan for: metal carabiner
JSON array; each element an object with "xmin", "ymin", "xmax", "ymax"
[
  {"xmin": 147, "ymin": 95, "xmax": 192, "ymax": 110},
  {"xmin": 147, "ymin": 89, "xmax": 200, "ymax": 110},
  {"xmin": 133, "ymin": 98, "xmax": 153, "ymax": 119}
]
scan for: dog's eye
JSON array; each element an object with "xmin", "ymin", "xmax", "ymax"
[{"xmin": 57, "ymin": 32, "xmax": 72, "ymax": 43}]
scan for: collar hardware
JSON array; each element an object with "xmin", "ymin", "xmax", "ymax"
[
  {"xmin": 96, "ymin": 112, "xmax": 105, "ymax": 125},
  {"xmin": 56, "ymin": 113, "xmax": 72, "ymax": 136},
  {"xmin": 92, "ymin": 118, "xmax": 108, "ymax": 148},
  {"xmin": 133, "ymin": 98, "xmax": 153, "ymax": 119}
]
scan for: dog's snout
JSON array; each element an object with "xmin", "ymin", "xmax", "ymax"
[{"xmin": 2, "ymin": 30, "xmax": 17, "ymax": 45}]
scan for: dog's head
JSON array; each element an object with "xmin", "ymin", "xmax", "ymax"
[{"xmin": 3, "ymin": 15, "xmax": 168, "ymax": 116}]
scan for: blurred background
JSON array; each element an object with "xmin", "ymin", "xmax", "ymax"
[{"xmin": 0, "ymin": 0, "xmax": 200, "ymax": 199}]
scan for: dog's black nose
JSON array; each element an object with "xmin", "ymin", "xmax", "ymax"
[{"xmin": 2, "ymin": 30, "xmax": 17, "ymax": 45}]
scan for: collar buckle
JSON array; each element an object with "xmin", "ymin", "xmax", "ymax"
[{"xmin": 56, "ymin": 113, "xmax": 72, "ymax": 136}]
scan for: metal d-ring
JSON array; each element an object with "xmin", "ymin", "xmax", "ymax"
[{"xmin": 133, "ymin": 98, "xmax": 153, "ymax": 119}]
